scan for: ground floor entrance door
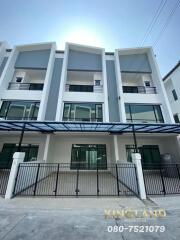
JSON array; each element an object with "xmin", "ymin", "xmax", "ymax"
[
  {"xmin": 71, "ymin": 144, "xmax": 107, "ymax": 170},
  {"xmin": 139, "ymin": 145, "xmax": 161, "ymax": 168},
  {"xmin": 0, "ymin": 144, "xmax": 39, "ymax": 168}
]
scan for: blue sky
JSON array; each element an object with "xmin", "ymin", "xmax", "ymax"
[{"xmin": 0, "ymin": 0, "xmax": 179, "ymax": 76}]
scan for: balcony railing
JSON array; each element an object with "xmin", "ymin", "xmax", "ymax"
[
  {"xmin": 0, "ymin": 116, "xmax": 37, "ymax": 120},
  {"xmin": 63, "ymin": 117, "xmax": 103, "ymax": 122},
  {"xmin": 123, "ymin": 86, "xmax": 157, "ymax": 94},
  {"xmin": 65, "ymin": 84, "xmax": 103, "ymax": 93},
  {"xmin": 8, "ymin": 82, "xmax": 44, "ymax": 91}
]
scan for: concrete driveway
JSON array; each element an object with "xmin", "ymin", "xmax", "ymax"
[{"xmin": 0, "ymin": 196, "xmax": 180, "ymax": 240}]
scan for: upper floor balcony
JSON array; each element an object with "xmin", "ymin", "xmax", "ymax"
[
  {"xmin": 65, "ymin": 70, "xmax": 103, "ymax": 93},
  {"xmin": 121, "ymin": 72, "xmax": 157, "ymax": 94},
  {"xmin": 8, "ymin": 69, "xmax": 45, "ymax": 91}
]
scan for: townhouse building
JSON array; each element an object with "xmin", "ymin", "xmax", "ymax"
[
  {"xmin": 163, "ymin": 61, "xmax": 180, "ymax": 123},
  {"xmin": 0, "ymin": 41, "xmax": 180, "ymax": 198}
]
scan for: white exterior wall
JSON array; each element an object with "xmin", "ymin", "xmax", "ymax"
[
  {"xmin": 0, "ymin": 42, "xmax": 56, "ymax": 121},
  {"xmin": 0, "ymin": 42, "xmax": 8, "ymax": 66},
  {"xmin": 115, "ymin": 47, "xmax": 174, "ymax": 124},
  {"xmin": 56, "ymin": 43, "xmax": 109, "ymax": 122},
  {"xmin": 164, "ymin": 66, "xmax": 180, "ymax": 119}
]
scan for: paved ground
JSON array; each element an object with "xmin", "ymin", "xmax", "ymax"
[{"xmin": 0, "ymin": 196, "xmax": 180, "ymax": 239}]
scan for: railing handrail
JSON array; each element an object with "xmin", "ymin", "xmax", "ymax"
[
  {"xmin": 8, "ymin": 82, "xmax": 44, "ymax": 90},
  {"xmin": 65, "ymin": 83, "xmax": 103, "ymax": 87},
  {"xmin": 123, "ymin": 85, "xmax": 157, "ymax": 94},
  {"xmin": 8, "ymin": 82, "xmax": 44, "ymax": 85}
]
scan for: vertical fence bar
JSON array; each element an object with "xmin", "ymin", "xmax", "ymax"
[
  {"xmin": 75, "ymin": 166, "xmax": 79, "ymax": 196},
  {"xmin": 97, "ymin": 163, "xmax": 99, "ymax": 196},
  {"xmin": 176, "ymin": 164, "xmax": 180, "ymax": 181},
  {"xmin": 159, "ymin": 165, "xmax": 166, "ymax": 196},
  {"xmin": 33, "ymin": 163, "xmax": 40, "ymax": 196},
  {"xmin": 115, "ymin": 164, "xmax": 120, "ymax": 196},
  {"xmin": 54, "ymin": 164, "xmax": 59, "ymax": 196},
  {"xmin": 12, "ymin": 164, "xmax": 21, "ymax": 196}
]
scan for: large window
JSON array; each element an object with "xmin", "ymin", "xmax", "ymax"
[
  {"xmin": 63, "ymin": 103, "xmax": 103, "ymax": 122},
  {"xmin": 0, "ymin": 101, "xmax": 40, "ymax": 120},
  {"xmin": 71, "ymin": 144, "xmax": 107, "ymax": 170},
  {"xmin": 0, "ymin": 144, "xmax": 39, "ymax": 168},
  {"xmin": 125, "ymin": 104, "xmax": 164, "ymax": 123}
]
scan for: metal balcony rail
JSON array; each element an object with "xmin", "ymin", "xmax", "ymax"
[
  {"xmin": 0, "ymin": 116, "xmax": 37, "ymax": 120},
  {"xmin": 65, "ymin": 84, "xmax": 103, "ymax": 93},
  {"xmin": 123, "ymin": 86, "xmax": 157, "ymax": 94},
  {"xmin": 8, "ymin": 82, "xmax": 44, "ymax": 91},
  {"xmin": 13, "ymin": 162, "xmax": 139, "ymax": 197},
  {"xmin": 142, "ymin": 163, "xmax": 180, "ymax": 195},
  {"xmin": 62, "ymin": 117, "xmax": 103, "ymax": 122}
]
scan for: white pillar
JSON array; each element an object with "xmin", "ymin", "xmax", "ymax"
[
  {"xmin": 43, "ymin": 134, "xmax": 51, "ymax": 162},
  {"xmin": 113, "ymin": 135, "xmax": 119, "ymax": 162},
  {"xmin": 5, "ymin": 152, "xmax": 25, "ymax": 199},
  {"xmin": 131, "ymin": 153, "xmax": 146, "ymax": 200}
]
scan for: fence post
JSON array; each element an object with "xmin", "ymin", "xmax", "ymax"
[
  {"xmin": 75, "ymin": 166, "xmax": 79, "ymax": 196},
  {"xmin": 33, "ymin": 163, "xmax": 40, "ymax": 196},
  {"xmin": 97, "ymin": 163, "xmax": 99, "ymax": 196},
  {"xmin": 132, "ymin": 153, "xmax": 146, "ymax": 200},
  {"xmin": 159, "ymin": 165, "xmax": 166, "ymax": 196},
  {"xmin": 115, "ymin": 164, "xmax": 120, "ymax": 196},
  {"xmin": 5, "ymin": 152, "xmax": 25, "ymax": 199},
  {"xmin": 54, "ymin": 164, "xmax": 60, "ymax": 196}
]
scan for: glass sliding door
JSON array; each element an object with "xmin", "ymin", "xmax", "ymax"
[
  {"xmin": 71, "ymin": 144, "xmax": 107, "ymax": 170},
  {"xmin": 125, "ymin": 104, "xmax": 164, "ymax": 123},
  {"xmin": 63, "ymin": 103, "xmax": 103, "ymax": 122},
  {"xmin": 0, "ymin": 144, "xmax": 39, "ymax": 168},
  {"xmin": 0, "ymin": 101, "xmax": 40, "ymax": 120}
]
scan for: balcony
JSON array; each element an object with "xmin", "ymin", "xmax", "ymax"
[
  {"xmin": 65, "ymin": 84, "xmax": 103, "ymax": 93},
  {"xmin": 123, "ymin": 86, "xmax": 156, "ymax": 94},
  {"xmin": 8, "ymin": 82, "xmax": 44, "ymax": 91}
]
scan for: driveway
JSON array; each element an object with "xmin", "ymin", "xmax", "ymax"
[{"xmin": 0, "ymin": 196, "xmax": 180, "ymax": 240}]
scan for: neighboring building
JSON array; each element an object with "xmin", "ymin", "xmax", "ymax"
[
  {"xmin": 0, "ymin": 42, "xmax": 180, "ymax": 198},
  {"xmin": 163, "ymin": 61, "xmax": 180, "ymax": 123}
]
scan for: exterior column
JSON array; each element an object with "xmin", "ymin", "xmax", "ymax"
[
  {"xmin": 43, "ymin": 134, "xmax": 51, "ymax": 162},
  {"xmin": 5, "ymin": 152, "xmax": 25, "ymax": 199},
  {"xmin": 131, "ymin": 153, "xmax": 146, "ymax": 200},
  {"xmin": 113, "ymin": 135, "xmax": 119, "ymax": 162}
]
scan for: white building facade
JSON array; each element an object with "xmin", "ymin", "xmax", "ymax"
[
  {"xmin": 0, "ymin": 42, "xmax": 180, "ymax": 198},
  {"xmin": 163, "ymin": 61, "xmax": 180, "ymax": 123}
]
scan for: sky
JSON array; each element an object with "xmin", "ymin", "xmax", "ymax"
[{"xmin": 0, "ymin": 0, "xmax": 180, "ymax": 76}]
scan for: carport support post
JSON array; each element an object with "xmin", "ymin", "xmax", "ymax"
[
  {"xmin": 132, "ymin": 153, "xmax": 146, "ymax": 200},
  {"xmin": 17, "ymin": 123, "xmax": 26, "ymax": 152},
  {"xmin": 5, "ymin": 152, "xmax": 25, "ymax": 199},
  {"xmin": 132, "ymin": 124, "xmax": 138, "ymax": 153}
]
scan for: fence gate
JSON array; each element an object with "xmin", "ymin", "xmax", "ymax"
[
  {"xmin": 13, "ymin": 162, "xmax": 139, "ymax": 197},
  {"xmin": 143, "ymin": 164, "xmax": 180, "ymax": 195},
  {"xmin": 0, "ymin": 167, "xmax": 10, "ymax": 195}
]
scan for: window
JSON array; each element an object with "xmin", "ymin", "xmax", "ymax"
[
  {"xmin": 174, "ymin": 114, "xmax": 180, "ymax": 123},
  {"xmin": 95, "ymin": 80, "xmax": 101, "ymax": 86},
  {"xmin": 172, "ymin": 89, "xmax": 178, "ymax": 101},
  {"xmin": 144, "ymin": 81, "xmax": 150, "ymax": 87},
  {"xmin": 125, "ymin": 104, "xmax": 164, "ymax": 123},
  {"xmin": 0, "ymin": 144, "xmax": 39, "ymax": 168},
  {"xmin": 71, "ymin": 144, "xmax": 107, "ymax": 170},
  {"xmin": 63, "ymin": 103, "xmax": 103, "ymax": 122},
  {"xmin": 16, "ymin": 77, "xmax": 23, "ymax": 83},
  {"xmin": 0, "ymin": 101, "xmax": 40, "ymax": 120}
]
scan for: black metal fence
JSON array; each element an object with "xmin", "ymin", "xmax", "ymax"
[
  {"xmin": 13, "ymin": 162, "xmax": 139, "ymax": 197},
  {"xmin": 0, "ymin": 168, "xmax": 10, "ymax": 195},
  {"xmin": 143, "ymin": 164, "xmax": 180, "ymax": 195}
]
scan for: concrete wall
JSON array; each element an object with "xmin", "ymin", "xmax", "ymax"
[{"xmin": 0, "ymin": 57, "xmax": 8, "ymax": 77}]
